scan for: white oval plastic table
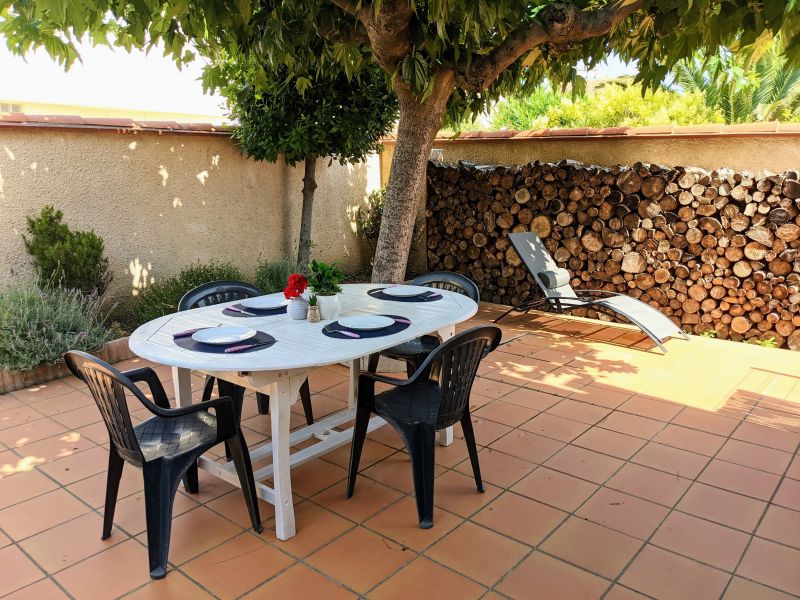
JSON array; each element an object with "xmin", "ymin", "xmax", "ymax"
[{"xmin": 129, "ymin": 283, "xmax": 478, "ymax": 540}]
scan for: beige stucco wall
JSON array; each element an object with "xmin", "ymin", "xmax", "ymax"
[{"xmin": 0, "ymin": 127, "xmax": 376, "ymax": 308}]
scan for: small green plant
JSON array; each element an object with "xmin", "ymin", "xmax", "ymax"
[
  {"xmin": 748, "ymin": 336, "xmax": 778, "ymax": 348},
  {"xmin": 136, "ymin": 261, "xmax": 243, "ymax": 324},
  {"xmin": 699, "ymin": 329, "xmax": 717, "ymax": 338},
  {"xmin": 307, "ymin": 294, "xmax": 318, "ymax": 306},
  {"xmin": 23, "ymin": 205, "xmax": 112, "ymax": 295},
  {"xmin": 307, "ymin": 260, "xmax": 344, "ymax": 296},
  {"xmin": 255, "ymin": 259, "xmax": 295, "ymax": 293},
  {"xmin": 356, "ymin": 189, "xmax": 386, "ymax": 253},
  {"xmin": 0, "ymin": 280, "xmax": 117, "ymax": 371}
]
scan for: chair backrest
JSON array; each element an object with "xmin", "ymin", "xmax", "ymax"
[
  {"xmin": 508, "ymin": 232, "xmax": 577, "ymax": 299},
  {"xmin": 419, "ymin": 326, "xmax": 501, "ymax": 429},
  {"xmin": 178, "ymin": 280, "xmax": 263, "ymax": 311},
  {"xmin": 64, "ymin": 351, "xmax": 145, "ymax": 465},
  {"xmin": 411, "ymin": 272, "xmax": 480, "ymax": 302}
]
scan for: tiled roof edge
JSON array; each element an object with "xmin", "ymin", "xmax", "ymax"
[
  {"xmin": 383, "ymin": 122, "xmax": 800, "ymax": 142},
  {"xmin": 0, "ymin": 113, "xmax": 231, "ymax": 136}
]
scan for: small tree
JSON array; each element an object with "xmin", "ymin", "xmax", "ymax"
[{"xmin": 213, "ymin": 59, "xmax": 398, "ymax": 270}]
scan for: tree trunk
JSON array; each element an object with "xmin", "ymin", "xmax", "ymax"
[
  {"xmin": 370, "ymin": 73, "xmax": 454, "ymax": 283},
  {"xmin": 297, "ymin": 156, "xmax": 317, "ymax": 271}
]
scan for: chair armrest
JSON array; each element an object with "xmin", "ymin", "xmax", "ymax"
[
  {"xmin": 143, "ymin": 395, "xmax": 237, "ymax": 429},
  {"xmin": 358, "ymin": 371, "xmax": 410, "ymax": 388},
  {"xmin": 124, "ymin": 367, "xmax": 171, "ymax": 409},
  {"xmin": 573, "ymin": 290, "xmax": 619, "ymax": 298}
]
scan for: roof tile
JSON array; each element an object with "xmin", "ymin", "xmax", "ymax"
[{"xmin": 548, "ymin": 127, "xmax": 591, "ymax": 137}]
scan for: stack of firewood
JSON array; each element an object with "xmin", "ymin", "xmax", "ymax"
[{"xmin": 426, "ymin": 160, "xmax": 800, "ymax": 349}]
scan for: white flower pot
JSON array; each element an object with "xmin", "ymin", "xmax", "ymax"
[
  {"xmin": 317, "ymin": 294, "xmax": 342, "ymax": 320},
  {"xmin": 287, "ymin": 298, "xmax": 308, "ymax": 320}
]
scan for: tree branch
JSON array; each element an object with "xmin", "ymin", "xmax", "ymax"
[
  {"xmin": 457, "ymin": 0, "xmax": 645, "ymax": 92},
  {"xmin": 330, "ymin": 0, "xmax": 361, "ymax": 17}
]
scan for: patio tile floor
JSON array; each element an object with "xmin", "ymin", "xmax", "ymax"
[{"xmin": 2, "ymin": 304, "xmax": 800, "ymax": 598}]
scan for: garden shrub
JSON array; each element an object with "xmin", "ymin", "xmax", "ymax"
[
  {"xmin": 23, "ymin": 205, "xmax": 112, "ymax": 295},
  {"xmin": 356, "ymin": 188, "xmax": 386, "ymax": 252},
  {"xmin": 0, "ymin": 281, "xmax": 117, "ymax": 371},
  {"xmin": 136, "ymin": 261, "xmax": 243, "ymax": 324},
  {"xmin": 255, "ymin": 259, "xmax": 295, "ymax": 293}
]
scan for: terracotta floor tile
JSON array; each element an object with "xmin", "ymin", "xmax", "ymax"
[
  {"xmin": 653, "ymin": 424, "xmax": 726, "ymax": 456},
  {"xmin": 473, "ymin": 400, "xmax": 538, "ymax": 427},
  {"xmin": 472, "ymin": 491, "xmax": 566, "ymax": 545},
  {"xmin": 50, "ymin": 404, "xmax": 103, "ymax": 429},
  {"xmin": 454, "ymin": 448, "xmax": 535, "ymax": 488},
  {"xmin": 8, "ymin": 577, "xmax": 70, "ymax": 599},
  {"xmin": 307, "ymin": 527, "xmax": 411, "ymax": 594},
  {"xmin": 573, "ymin": 427, "xmax": 647, "ymax": 459},
  {"xmin": 361, "ymin": 453, "xmax": 443, "ymax": 494},
  {"xmin": 0, "ymin": 488, "xmax": 89, "ymax": 540},
  {"xmin": 15, "ymin": 430, "xmax": 97, "ymax": 464},
  {"xmin": 512, "ymin": 467, "xmax": 598, "ymax": 512},
  {"xmin": 672, "ymin": 407, "xmax": 739, "ymax": 436},
  {"xmin": 18, "ymin": 511, "xmax": 124, "ymax": 572},
  {"xmin": 0, "ymin": 418, "xmax": 67, "ymax": 448},
  {"xmin": 322, "ymin": 439, "xmax": 395, "ymax": 471},
  {"xmin": 737, "ymin": 538, "xmax": 800, "ymax": 595},
  {"xmin": 698, "ymin": 459, "xmax": 781, "ymax": 501},
  {"xmin": 460, "ymin": 416, "xmax": 513, "ymax": 446},
  {"xmin": 427, "ymin": 521, "xmax": 529, "ymax": 586},
  {"xmin": 496, "ymin": 551, "xmax": 609, "ymax": 600},
  {"xmin": 125, "ymin": 571, "xmax": 215, "ymax": 599},
  {"xmin": 501, "ymin": 387, "xmax": 562, "ymax": 411},
  {"xmin": 369, "ymin": 556, "xmax": 486, "ymax": 600},
  {"xmin": 0, "ymin": 529, "xmax": 9, "ymax": 548},
  {"xmin": 135, "ymin": 505, "xmax": 241, "ymax": 565},
  {"xmin": 312, "ymin": 478, "xmax": 402, "ymax": 523},
  {"xmin": 576, "ymin": 487, "xmax": 668, "ymax": 540},
  {"xmin": 570, "ymin": 385, "xmax": 633, "ymax": 409},
  {"xmin": 433, "ymin": 470, "xmax": 502, "ymax": 518},
  {"xmin": 598, "ymin": 411, "xmax": 665, "ymax": 439},
  {"xmin": 723, "ymin": 576, "xmax": 796, "ymax": 600},
  {"xmin": 606, "ymin": 463, "xmax": 692, "ymax": 507},
  {"xmin": 716, "ymin": 439, "xmax": 792, "ymax": 475},
  {"xmin": 181, "ymin": 531, "xmax": 294, "ymax": 599},
  {"xmin": 757, "ymin": 504, "xmax": 800, "ymax": 549},
  {"xmin": 307, "ymin": 366, "xmax": 349, "ymax": 393},
  {"xmin": 186, "ymin": 468, "xmax": 237, "ymax": 503},
  {"xmin": 547, "ymin": 399, "xmax": 611, "ymax": 425},
  {"xmin": 544, "ymin": 444, "xmax": 624, "ymax": 484},
  {"xmin": 651, "ymin": 511, "xmax": 749, "ymax": 571},
  {"xmin": 38, "ymin": 445, "xmax": 108, "ymax": 485},
  {"xmin": 31, "ymin": 390, "xmax": 93, "ymax": 417},
  {"xmin": 541, "ymin": 516, "xmax": 641, "ymax": 578},
  {"xmin": 621, "ymin": 545, "xmax": 730, "ymax": 600},
  {"xmin": 0, "ymin": 449, "xmax": 44, "ymax": 478},
  {"xmin": 632, "ymin": 442, "xmax": 710, "ymax": 479},
  {"xmin": 604, "ymin": 585, "xmax": 650, "ymax": 600},
  {"xmin": 0, "ymin": 545, "xmax": 44, "ymax": 596},
  {"xmin": 471, "ymin": 378, "xmax": 518, "ymax": 399},
  {"xmin": 278, "ymin": 459, "xmax": 347, "ymax": 498},
  {"xmin": 785, "ymin": 454, "xmax": 800, "ymax": 480},
  {"xmin": 677, "ymin": 482, "xmax": 767, "ymax": 532},
  {"xmin": 205, "ymin": 489, "xmax": 274, "ymax": 529},
  {"xmin": 365, "ymin": 496, "xmax": 461, "ymax": 551},
  {"xmin": 0, "ymin": 405, "xmax": 46, "ymax": 432},
  {"xmin": 261, "ymin": 501, "xmax": 352, "ymax": 558},
  {"xmin": 11, "ymin": 378, "xmax": 80, "ymax": 403},
  {"xmin": 620, "ymin": 396, "xmax": 683, "ymax": 422},
  {"xmin": 0, "ymin": 468, "xmax": 57, "ymax": 509},
  {"xmin": 733, "ymin": 420, "xmax": 800, "ymax": 452},
  {"xmin": 773, "ymin": 476, "xmax": 800, "ymax": 511},
  {"xmin": 489, "ymin": 430, "xmax": 564, "ymax": 464},
  {"xmin": 243, "ymin": 563, "xmax": 355, "ymax": 599},
  {"xmin": 54, "ymin": 539, "xmax": 151, "ymax": 599},
  {"xmin": 747, "ymin": 406, "xmax": 800, "ymax": 436},
  {"xmin": 519, "ymin": 412, "xmax": 590, "ymax": 442},
  {"xmin": 66, "ymin": 467, "xmax": 143, "ymax": 508}
]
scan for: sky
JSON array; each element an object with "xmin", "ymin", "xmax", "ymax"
[{"xmin": 0, "ymin": 39, "xmax": 227, "ymax": 117}]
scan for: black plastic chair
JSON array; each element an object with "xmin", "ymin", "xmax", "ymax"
[
  {"xmin": 348, "ymin": 325, "xmax": 501, "ymax": 528},
  {"xmin": 65, "ymin": 350, "xmax": 263, "ymax": 580},
  {"xmin": 179, "ymin": 280, "xmax": 314, "ymax": 426},
  {"xmin": 367, "ymin": 272, "xmax": 481, "ymax": 376}
]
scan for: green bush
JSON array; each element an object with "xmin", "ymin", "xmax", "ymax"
[
  {"xmin": 136, "ymin": 261, "xmax": 243, "ymax": 324},
  {"xmin": 0, "ymin": 281, "xmax": 117, "ymax": 371},
  {"xmin": 255, "ymin": 259, "xmax": 295, "ymax": 293},
  {"xmin": 23, "ymin": 205, "xmax": 112, "ymax": 295},
  {"xmin": 356, "ymin": 188, "xmax": 386, "ymax": 251}
]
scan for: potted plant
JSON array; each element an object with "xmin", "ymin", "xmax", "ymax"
[
  {"xmin": 307, "ymin": 294, "xmax": 321, "ymax": 323},
  {"xmin": 308, "ymin": 260, "xmax": 344, "ymax": 320},
  {"xmin": 284, "ymin": 273, "xmax": 309, "ymax": 320}
]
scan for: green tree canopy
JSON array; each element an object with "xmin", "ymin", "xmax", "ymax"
[{"xmin": 3, "ymin": 0, "xmax": 798, "ymax": 281}]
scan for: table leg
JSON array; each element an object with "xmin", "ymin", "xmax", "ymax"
[
  {"xmin": 437, "ymin": 325, "xmax": 456, "ymax": 447},
  {"xmin": 270, "ymin": 376, "xmax": 296, "ymax": 541},
  {"xmin": 172, "ymin": 367, "xmax": 193, "ymax": 408},
  {"xmin": 348, "ymin": 359, "xmax": 360, "ymax": 409}
]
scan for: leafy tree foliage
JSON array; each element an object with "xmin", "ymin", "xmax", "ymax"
[
  {"xmin": 4, "ymin": 0, "xmax": 798, "ymax": 281},
  {"xmin": 673, "ymin": 38, "xmax": 800, "ymax": 124},
  {"xmin": 213, "ymin": 58, "xmax": 397, "ymax": 269},
  {"xmin": 491, "ymin": 81, "xmax": 722, "ymax": 129}
]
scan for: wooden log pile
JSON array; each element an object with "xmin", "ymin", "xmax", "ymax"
[{"xmin": 426, "ymin": 160, "xmax": 800, "ymax": 349}]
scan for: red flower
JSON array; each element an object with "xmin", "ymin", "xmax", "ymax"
[{"xmin": 284, "ymin": 273, "xmax": 308, "ymax": 299}]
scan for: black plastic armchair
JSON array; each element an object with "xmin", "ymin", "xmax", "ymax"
[
  {"xmin": 367, "ymin": 272, "xmax": 481, "ymax": 376},
  {"xmin": 179, "ymin": 280, "xmax": 314, "ymax": 425},
  {"xmin": 65, "ymin": 350, "xmax": 262, "ymax": 580},
  {"xmin": 348, "ymin": 325, "xmax": 501, "ymax": 528}
]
